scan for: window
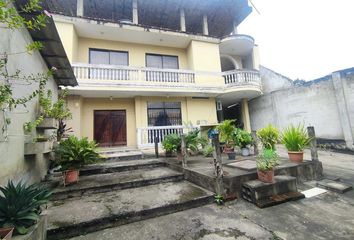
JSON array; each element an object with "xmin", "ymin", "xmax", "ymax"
[
  {"xmin": 146, "ymin": 54, "xmax": 179, "ymax": 82},
  {"xmin": 89, "ymin": 49, "xmax": 128, "ymax": 80},
  {"xmin": 147, "ymin": 102, "xmax": 182, "ymax": 126}
]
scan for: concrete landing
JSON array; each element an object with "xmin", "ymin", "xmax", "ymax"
[
  {"xmin": 52, "ymin": 167, "xmax": 184, "ymax": 200},
  {"xmin": 99, "ymin": 148, "xmax": 143, "ymax": 161},
  {"xmin": 47, "ymin": 181, "xmax": 214, "ymax": 240},
  {"xmin": 316, "ymin": 179, "xmax": 353, "ymax": 193}
]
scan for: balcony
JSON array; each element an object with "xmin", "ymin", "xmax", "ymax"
[{"xmin": 70, "ymin": 63, "xmax": 262, "ymax": 99}]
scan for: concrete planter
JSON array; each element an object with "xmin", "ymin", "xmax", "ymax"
[
  {"xmin": 288, "ymin": 151, "xmax": 304, "ymax": 163},
  {"xmin": 36, "ymin": 117, "xmax": 58, "ymax": 129},
  {"xmin": 24, "ymin": 141, "xmax": 53, "ymax": 155},
  {"xmin": 13, "ymin": 215, "xmax": 47, "ymax": 240}
]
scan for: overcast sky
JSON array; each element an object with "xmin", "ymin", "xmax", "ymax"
[{"xmin": 238, "ymin": 0, "xmax": 354, "ymax": 80}]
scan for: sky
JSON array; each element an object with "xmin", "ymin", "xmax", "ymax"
[{"xmin": 238, "ymin": 0, "xmax": 354, "ymax": 80}]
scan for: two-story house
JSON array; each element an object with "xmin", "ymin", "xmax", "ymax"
[{"xmin": 44, "ymin": 0, "xmax": 262, "ymax": 148}]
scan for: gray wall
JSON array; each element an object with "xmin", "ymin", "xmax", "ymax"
[
  {"xmin": 0, "ymin": 25, "xmax": 58, "ymax": 185},
  {"xmin": 250, "ymin": 66, "xmax": 354, "ymax": 149}
]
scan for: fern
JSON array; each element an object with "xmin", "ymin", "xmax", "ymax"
[{"xmin": 281, "ymin": 124, "xmax": 311, "ymax": 151}]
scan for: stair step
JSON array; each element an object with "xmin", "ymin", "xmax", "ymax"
[
  {"xmin": 47, "ymin": 181, "xmax": 214, "ymax": 240},
  {"xmin": 99, "ymin": 150, "xmax": 143, "ymax": 161},
  {"xmin": 51, "ymin": 167, "xmax": 184, "ymax": 200},
  {"xmin": 316, "ymin": 179, "xmax": 353, "ymax": 194}
]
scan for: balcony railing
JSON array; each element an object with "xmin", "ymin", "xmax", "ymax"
[
  {"xmin": 137, "ymin": 125, "xmax": 197, "ymax": 148},
  {"xmin": 222, "ymin": 69, "xmax": 261, "ymax": 86},
  {"xmin": 72, "ymin": 63, "xmax": 195, "ymax": 84}
]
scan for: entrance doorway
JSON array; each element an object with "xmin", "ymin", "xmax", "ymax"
[{"xmin": 94, "ymin": 110, "xmax": 127, "ymax": 147}]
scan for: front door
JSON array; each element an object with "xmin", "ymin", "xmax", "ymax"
[{"xmin": 94, "ymin": 110, "xmax": 127, "ymax": 147}]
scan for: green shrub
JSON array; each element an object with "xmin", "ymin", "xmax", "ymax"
[
  {"xmin": 281, "ymin": 124, "xmax": 311, "ymax": 151},
  {"xmin": 257, "ymin": 149, "xmax": 278, "ymax": 171},
  {"xmin": 257, "ymin": 124, "xmax": 280, "ymax": 150},
  {"xmin": 233, "ymin": 128, "xmax": 253, "ymax": 148},
  {"xmin": 0, "ymin": 181, "xmax": 51, "ymax": 235},
  {"xmin": 55, "ymin": 136, "xmax": 101, "ymax": 170},
  {"xmin": 202, "ymin": 144, "xmax": 214, "ymax": 157},
  {"xmin": 161, "ymin": 134, "xmax": 181, "ymax": 153},
  {"xmin": 216, "ymin": 120, "xmax": 236, "ymax": 147}
]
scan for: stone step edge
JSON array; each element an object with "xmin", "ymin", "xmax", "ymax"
[
  {"xmin": 51, "ymin": 174, "xmax": 185, "ymax": 200},
  {"xmin": 47, "ymin": 194, "xmax": 214, "ymax": 240}
]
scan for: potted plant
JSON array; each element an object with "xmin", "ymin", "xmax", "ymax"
[
  {"xmin": 55, "ymin": 136, "xmax": 101, "ymax": 186},
  {"xmin": 256, "ymin": 149, "xmax": 279, "ymax": 183},
  {"xmin": 216, "ymin": 120, "xmax": 236, "ymax": 160},
  {"xmin": 0, "ymin": 181, "xmax": 51, "ymax": 236},
  {"xmin": 281, "ymin": 124, "xmax": 311, "ymax": 163},
  {"xmin": 256, "ymin": 124, "xmax": 280, "ymax": 150},
  {"xmin": 233, "ymin": 128, "xmax": 253, "ymax": 156},
  {"xmin": 162, "ymin": 134, "xmax": 181, "ymax": 157}
]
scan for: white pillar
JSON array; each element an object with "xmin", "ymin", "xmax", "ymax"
[
  {"xmin": 132, "ymin": 0, "xmax": 138, "ymax": 24},
  {"xmin": 332, "ymin": 71, "xmax": 354, "ymax": 149},
  {"xmin": 180, "ymin": 8, "xmax": 186, "ymax": 32},
  {"xmin": 77, "ymin": 0, "xmax": 84, "ymax": 17},
  {"xmin": 241, "ymin": 98, "xmax": 251, "ymax": 132},
  {"xmin": 202, "ymin": 14, "xmax": 208, "ymax": 35}
]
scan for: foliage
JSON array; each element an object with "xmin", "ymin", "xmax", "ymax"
[
  {"xmin": 214, "ymin": 194, "xmax": 224, "ymax": 205},
  {"xmin": 161, "ymin": 134, "xmax": 181, "ymax": 153},
  {"xmin": 233, "ymin": 128, "xmax": 253, "ymax": 148},
  {"xmin": 23, "ymin": 115, "xmax": 43, "ymax": 134},
  {"xmin": 281, "ymin": 124, "xmax": 311, "ymax": 151},
  {"xmin": 39, "ymin": 89, "xmax": 72, "ymax": 120},
  {"xmin": 256, "ymin": 149, "xmax": 279, "ymax": 171},
  {"xmin": 202, "ymin": 144, "xmax": 214, "ymax": 157},
  {"xmin": 216, "ymin": 120, "xmax": 236, "ymax": 147},
  {"xmin": 55, "ymin": 136, "xmax": 101, "ymax": 170},
  {"xmin": 0, "ymin": 181, "xmax": 51, "ymax": 235},
  {"xmin": 57, "ymin": 119, "xmax": 73, "ymax": 141},
  {"xmin": 256, "ymin": 124, "xmax": 280, "ymax": 150}
]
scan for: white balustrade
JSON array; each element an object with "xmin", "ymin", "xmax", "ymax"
[{"xmin": 222, "ymin": 70, "xmax": 261, "ymax": 86}]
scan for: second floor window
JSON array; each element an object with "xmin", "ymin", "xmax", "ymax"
[
  {"xmin": 146, "ymin": 54, "xmax": 179, "ymax": 82},
  {"xmin": 89, "ymin": 49, "xmax": 128, "ymax": 80}
]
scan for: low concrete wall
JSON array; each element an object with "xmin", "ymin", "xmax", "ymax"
[
  {"xmin": 250, "ymin": 67, "xmax": 354, "ymax": 149},
  {"xmin": 13, "ymin": 214, "xmax": 47, "ymax": 240}
]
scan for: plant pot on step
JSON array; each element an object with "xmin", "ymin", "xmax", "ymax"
[
  {"xmin": 288, "ymin": 151, "xmax": 304, "ymax": 163},
  {"xmin": 0, "ymin": 227, "xmax": 14, "ymax": 240},
  {"xmin": 241, "ymin": 147, "xmax": 250, "ymax": 156},
  {"xmin": 257, "ymin": 169, "xmax": 274, "ymax": 183},
  {"xmin": 63, "ymin": 169, "xmax": 79, "ymax": 186},
  {"xmin": 224, "ymin": 147, "xmax": 236, "ymax": 160}
]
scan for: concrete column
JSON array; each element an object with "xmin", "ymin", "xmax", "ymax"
[
  {"xmin": 252, "ymin": 45, "xmax": 260, "ymax": 70},
  {"xmin": 132, "ymin": 0, "xmax": 138, "ymax": 24},
  {"xmin": 180, "ymin": 8, "xmax": 186, "ymax": 32},
  {"xmin": 202, "ymin": 14, "xmax": 209, "ymax": 35},
  {"xmin": 241, "ymin": 98, "xmax": 251, "ymax": 132},
  {"xmin": 332, "ymin": 71, "xmax": 354, "ymax": 149},
  {"xmin": 233, "ymin": 20, "xmax": 238, "ymax": 34},
  {"xmin": 76, "ymin": 0, "xmax": 84, "ymax": 17}
]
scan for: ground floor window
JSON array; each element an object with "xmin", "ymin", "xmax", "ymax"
[{"xmin": 147, "ymin": 102, "xmax": 182, "ymax": 126}]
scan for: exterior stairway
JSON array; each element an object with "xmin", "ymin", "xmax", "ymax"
[{"xmin": 45, "ymin": 159, "xmax": 214, "ymax": 240}]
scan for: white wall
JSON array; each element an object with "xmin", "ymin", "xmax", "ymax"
[
  {"xmin": 0, "ymin": 25, "xmax": 58, "ymax": 185},
  {"xmin": 250, "ymin": 67, "xmax": 354, "ymax": 149}
]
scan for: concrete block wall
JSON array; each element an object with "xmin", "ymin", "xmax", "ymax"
[{"xmin": 249, "ymin": 67, "xmax": 354, "ymax": 149}]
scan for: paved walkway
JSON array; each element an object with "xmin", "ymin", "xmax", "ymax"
[{"xmin": 69, "ymin": 147, "xmax": 354, "ymax": 240}]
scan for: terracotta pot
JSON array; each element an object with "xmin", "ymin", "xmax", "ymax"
[
  {"xmin": 288, "ymin": 151, "xmax": 304, "ymax": 163},
  {"xmin": 223, "ymin": 147, "xmax": 234, "ymax": 153},
  {"xmin": 0, "ymin": 227, "xmax": 14, "ymax": 240},
  {"xmin": 257, "ymin": 169, "xmax": 274, "ymax": 183},
  {"xmin": 63, "ymin": 170, "xmax": 79, "ymax": 186}
]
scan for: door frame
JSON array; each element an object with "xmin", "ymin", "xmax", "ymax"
[{"xmin": 93, "ymin": 109, "xmax": 127, "ymax": 147}]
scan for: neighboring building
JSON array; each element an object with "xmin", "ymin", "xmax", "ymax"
[
  {"xmin": 44, "ymin": 0, "xmax": 262, "ymax": 148},
  {"xmin": 250, "ymin": 66, "xmax": 354, "ymax": 150},
  {"xmin": 0, "ymin": 8, "xmax": 77, "ymax": 185}
]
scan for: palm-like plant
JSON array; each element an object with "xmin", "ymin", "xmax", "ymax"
[
  {"xmin": 281, "ymin": 124, "xmax": 311, "ymax": 152},
  {"xmin": 257, "ymin": 124, "xmax": 280, "ymax": 150},
  {"xmin": 0, "ymin": 181, "xmax": 51, "ymax": 235},
  {"xmin": 55, "ymin": 136, "xmax": 101, "ymax": 170},
  {"xmin": 216, "ymin": 120, "xmax": 236, "ymax": 148}
]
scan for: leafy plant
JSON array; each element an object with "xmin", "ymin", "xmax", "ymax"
[
  {"xmin": 23, "ymin": 115, "xmax": 44, "ymax": 134},
  {"xmin": 57, "ymin": 120, "xmax": 73, "ymax": 141},
  {"xmin": 281, "ymin": 124, "xmax": 311, "ymax": 152},
  {"xmin": 216, "ymin": 120, "xmax": 236, "ymax": 148},
  {"xmin": 202, "ymin": 144, "xmax": 214, "ymax": 157},
  {"xmin": 55, "ymin": 136, "xmax": 101, "ymax": 170},
  {"xmin": 214, "ymin": 194, "xmax": 224, "ymax": 205},
  {"xmin": 257, "ymin": 124, "xmax": 280, "ymax": 150},
  {"xmin": 233, "ymin": 128, "xmax": 253, "ymax": 148},
  {"xmin": 161, "ymin": 129, "xmax": 205, "ymax": 154},
  {"xmin": 257, "ymin": 149, "xmax": 279, "ymax": 171},
  {"xmin": 161, "ymin": 134, "xmax": 181, "ymax": 153},
  {"xmin": 0, "ymin": 181, "xmax": 51, "ymax": 235}
]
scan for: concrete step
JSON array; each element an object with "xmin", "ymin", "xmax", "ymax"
[
  {"xmin": 99, "ymin": 149, "xmax": 143, "ymax": 161},
  {"xmin": 46, "ymin": 181, "xmax": 214, "ymax": 240},
  {"xmin": 316, "ymin": 179, "xmax": 353, "ymax": 194},
  {"xmin": 51, "ymin": 167, "xmax": 184, "ymax": 200}
]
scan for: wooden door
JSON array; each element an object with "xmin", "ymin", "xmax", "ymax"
[{"xmin": 94, "ymin": 110, "xmax": 127, "ymax": 147}]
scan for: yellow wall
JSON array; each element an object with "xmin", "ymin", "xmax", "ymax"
[
  {"xmin": 186, "ymin": 97, "xmax": 218, "ymax": 125},
  {"xmin": 76, "ymin": 38, "xmax": 188, "ymax": 69},
  {"xmin": 80, "ymin": 98, "xmax": 137, "ymax": 147},
  {"xmin": 54, "ymin": 22, "xmax": 78, "ymax": 63}
]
